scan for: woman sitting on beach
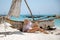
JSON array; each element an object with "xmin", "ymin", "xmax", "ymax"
[
  {"xmin": 23, "ymin": 19, "xmax": 32, "ymax": 32},
  {"xmin": 27, "ymin": 22, "xmax": 48, "ymax": 34},
  {"xmin": 23, "ymin": 19, "xmax": 48, "ymax": 34}
]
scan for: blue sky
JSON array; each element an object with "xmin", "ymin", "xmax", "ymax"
[{"xmin": 0, "ymin": 0, "xmax": 60, "ymax": 15}]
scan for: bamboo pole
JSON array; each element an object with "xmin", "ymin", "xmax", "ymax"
[{"xmin": 24, "ymin": 0, "xmax": 34, "ymax": 21}]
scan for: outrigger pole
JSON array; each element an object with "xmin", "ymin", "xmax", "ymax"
[{"xmin": 24, "ymin": 0, "xmax": 34, "ymax": 21}]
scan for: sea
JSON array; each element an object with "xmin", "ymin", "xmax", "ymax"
[{"xmin": 10, "ymin": 15, "xmax": 60, "ymax": 28}]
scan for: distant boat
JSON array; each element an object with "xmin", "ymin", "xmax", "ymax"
[{"xmin": 25, "ymin": 15, "xmax": 41, "ymax": 18}]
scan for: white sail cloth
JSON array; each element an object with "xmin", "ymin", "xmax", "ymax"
[{"xmin": 8, "ymin": 0, "xmax": 22, "ymax": 18}]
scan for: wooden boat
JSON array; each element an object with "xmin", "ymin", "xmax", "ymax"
[
  {"xmin": 5, "ymin": 18, "xmax": 23, "ymax": 30},
  {"xmin": 5, "ymin": 17, "xmax": 55, "ymax": 30}
]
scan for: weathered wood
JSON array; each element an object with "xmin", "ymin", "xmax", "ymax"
[
  {"xmin": 24, "ymin": 0, "xmax": 34, "ymax": 21},
  {"xmin": 5, "ymin": 17, "xmax": 54, "ymax": 30},
  {"xmin": 5, "ymin": 18, "xmax": 23, "ymax": 30}
]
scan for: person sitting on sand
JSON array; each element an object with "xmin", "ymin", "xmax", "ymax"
[
  {"xmin": 23, "ymin": 19, "xmax": 32, "ymax": 32},
  {"xmin": 23, "ymin": 19, "xmax": 48, "ymax": 34},
  {"xmin": 27, "ymin": 22, "xmax": 48, "ymax": 34}
]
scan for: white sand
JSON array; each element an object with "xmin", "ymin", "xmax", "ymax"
[{"xmin": 0, "ymin": 23, "xmax": 60, "ymax": 40}]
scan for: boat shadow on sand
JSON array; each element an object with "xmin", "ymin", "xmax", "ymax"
[{"xmin": 0, "ymin": 31, "xmax": 24, "ymax": 36}]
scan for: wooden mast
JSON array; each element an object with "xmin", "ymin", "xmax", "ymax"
[{"xmin": 24, "ymin": 0, "xmax": 34, "ymax": 21}]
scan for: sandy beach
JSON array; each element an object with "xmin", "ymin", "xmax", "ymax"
[
  {"xmin": 0, "ymin": 32, "xmax": 60, "ymax": 40},
  {"xmin": 0, "ymin": 23, "xmax": 60, "ymax": 40}
]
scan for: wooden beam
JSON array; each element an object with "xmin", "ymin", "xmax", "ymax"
[{"xmin": 24, "ymin": 0, "xmax": 34, "ymax": 21}]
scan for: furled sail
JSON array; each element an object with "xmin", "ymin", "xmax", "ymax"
[{"xmin": 7, "ymin": 0, "xmax": 22, "ymax": 18}]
